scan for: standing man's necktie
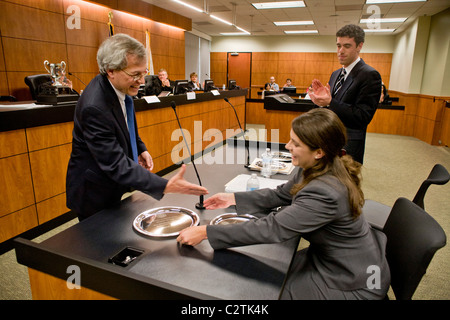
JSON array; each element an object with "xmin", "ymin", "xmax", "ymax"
[
  {"xmin": 125, "ymin": 95, "xmax": 138, "ymax": 163},
  {"xmin": 333, "ymin": 69, "xmax": 347, "ymax": 96}
]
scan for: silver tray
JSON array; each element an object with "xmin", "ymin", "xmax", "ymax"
[
  {"xmin": 210, "ymin": 213, "xmax": 258, "ymax": 225},
  {"xmin": 133, "ymin": 206, "xmax": 199, "ymax": 237}
]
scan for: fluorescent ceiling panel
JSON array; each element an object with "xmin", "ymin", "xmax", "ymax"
[
  {"xmin": 284, "ymin": 30, "xmax": 318, "ymax": 34},
  {"xmin": 210, "ymin": 14, "xmax": 233, "ymax": 26},
  {"xmin": 252, "ymin": 1, "xmax": 306, "ymax": 9},
  {"xmin": 365, "ymin": 0, "xmax": 426, "ymax": 3},
  {"xmin": 274, "ymin": 21, "xmax": 314, "ymax": 26},
  {"xmin": 220, "ymin": 32, "xmax": 249, "ymax": 36},
  {"xmin": 364, "ymin": 28, "xmax": 396, "ymax": 32},
  {"xmin": 172, "ymin": 0, "xmax": 203, "ymax": 13},
  {"xmin": 360, "ymin": 18, "xmax": 407, "ymax": 23}
]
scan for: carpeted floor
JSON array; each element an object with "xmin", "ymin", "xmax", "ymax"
[{"xmin": 0, "ymin": 131, "xmax": 449, "ymax": 300}]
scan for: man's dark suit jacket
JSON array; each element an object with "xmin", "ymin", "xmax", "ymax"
[
  {"xmin": 327, "ymin": 59, "xmax": 381, "ymax": 163},
  {"xmin": 66, "ymin": 74, "xmax": 167, "ymax": 220}
]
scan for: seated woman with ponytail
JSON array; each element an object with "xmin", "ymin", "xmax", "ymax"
[{"xmin": 177, "ymin": 108, "xmax": 390, "ymax": 300}]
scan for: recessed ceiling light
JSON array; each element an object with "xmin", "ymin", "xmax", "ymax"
[
  {"xmin": 365, "ymin": 0, "xmax": 426, "ymax": 3},
  {"xmin": 220, "ymin": 32, "xmax": 249, "ymax": 36},
  {"xmin": 172, "ymin": 0, "xmax": 203, "ymax": 13},
  {"xmin": 210, "ymin": 14, "xmax": 233, "ymax": 26},
  {"xmin": 252, "ymin": 1, "xmax": 306, "ymax": 9},
  {"xmin": 364, "ymin": 28, "xmax": 396, "ymax": 32},
  {"xmin": 284, "ymin": 30, "xmax": 318, "ymax": 34},
  {"xmin": 274, "ymin": 21, "xmax": 314, "ymax": 26},
  {"xmin": 361, "ymin": 18, "xmax": 407, "ymax": 23},
  {"xmin": 236, "ymin": 26, "xmax": 251, "ymax": 34}
]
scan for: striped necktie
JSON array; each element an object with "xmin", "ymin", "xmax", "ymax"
[
  {"xmin": 125, "ymin": 95, "xmax": 138, "ymax": 163},
  {"xmin": 333, "ymin": 69, "xmax": 347, "ymax": 96}
]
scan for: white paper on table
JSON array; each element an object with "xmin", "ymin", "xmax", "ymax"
[
  {"xmin": 224, "ymin": 174, "xmax": 288, "ymax": 193},
  {"xmin": 186, "ymin": 92, "xmax": 196, "ymax": 100},
  {"xmin": 143, "ymin": 95, "xmax": 161, "ymax": 103}
]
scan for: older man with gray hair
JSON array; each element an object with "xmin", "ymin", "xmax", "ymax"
[{"xmin": 66, "ymin": 33, "xmax": 208, "ymax": 221}]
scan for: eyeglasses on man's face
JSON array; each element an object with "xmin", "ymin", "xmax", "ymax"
[{"xmin": 121, "ymin": 68, "xmax": 148, "ymax": 81}]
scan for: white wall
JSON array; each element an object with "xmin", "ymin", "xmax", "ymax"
[
  {"xmin": 211, "ymin": 35, "xmax": 395, "ymax": 53},
  {"xmin": 421, "ymin": 8, "xmax": 450, "ymax": 96},
  {"xmin": 389, "ymin": 20, "xmax": 419, "ymax": 93}
]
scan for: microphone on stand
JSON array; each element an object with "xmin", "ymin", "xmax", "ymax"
[
  {"xmin": 68, "ymin": 72, "xmax": 88, "ymax": 87},
  {"xmin": 170, "ymin": 101, "xmax": 205, "ymax": 210},
  {"xmin": 224, "ymin": 97, "xmax": 250, "ymax": 168}
]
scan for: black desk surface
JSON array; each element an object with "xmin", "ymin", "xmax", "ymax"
[
  {"xmin": 262, "ymin": 95, "xmax": 405, "ymax": 112},
  {"xmin": 15, "ymin": 142, "xmax": 300, "ymax": 300}
]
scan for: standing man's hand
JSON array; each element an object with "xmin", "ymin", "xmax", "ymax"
[
  {"xmin": 164, "ymin": 164, "xmax": 208, "ymax": 196},
  {"xmin": 309, "ymin": 79, "xmax": 332, "ymax": 107},
  {"xmin": 138, "ymin": 151, "xmax": 154, "ymax": 171}
]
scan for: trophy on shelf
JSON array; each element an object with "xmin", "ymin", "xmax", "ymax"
[
  {"xmin": 37, "ymin": 60, "xmax": 78, "ymax": 104},
  {"xmin": 44, "ymin": 60, "xmax": 67, "ymax": 88}
]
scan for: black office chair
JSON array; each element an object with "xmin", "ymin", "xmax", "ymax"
[
  {"xmin": 24, "ymin": 74, "xmax": 52, "ymax": 100},
  {"xmin": 143, "ymin": 74, "xmax": 158, "ymax": 96},
  {"xmin": 412, "ymin": 164, "xmax": 450, "ymax": 209},
  {"xmin": 0, "ymin": 95, "xmax": 17, "ymax": 102},
  {"xmin": 383, "ymin": 197, "xmax": 446, "ymax": 300},
  {"xmin": 363, "ymin": 164, "xmax": 449, "ymax": 230}
]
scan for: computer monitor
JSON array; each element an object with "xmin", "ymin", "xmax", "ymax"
[
  {"xmin": 228, "ymin": 79, "xmax": 237, "ymax": 90},
  {"xmin": 264, "ymin": 90, "xmax": 277, "ymax": 96},
  {"xmin": 282, "ymin": 86, "xmax": 296, "ymax": 93},
  {"xmin": 174, "ymin": 80, "xmax": 191, "ymax": 95},
  {"xmin": 204, "ymin": 79, "xmax": 216, "ymax": 92}
]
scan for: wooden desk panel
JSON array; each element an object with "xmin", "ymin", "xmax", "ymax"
[
  {"xmin": 0, "ymin": 129, "xmax": 28, "ymax": 158},
  {"xmin": 29, "ymin": 144, "xmax": 72, "ymax": 203},
  {"xmin": 367, "ymin": 109, "xmax": 405, "ymax": 135},
  {"xmin": 0, "ymin": 154, "xmax": 35, "ymax": 217},
  {"xmin": 26, "ymin": 122, "xmax": 73, "ymax": 152},
  {"xmin": 28, "ymin": 268, "xmax": 115, "ymax": 300},
  {"xmin": 0, "ymin": 206, "xmax": 38, "ymax": 243}
]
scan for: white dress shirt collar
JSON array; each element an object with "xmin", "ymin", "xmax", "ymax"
[
  {"xmin": 343, "ymin": 57, "xmax": 361, "ymax": 80},
  {"xmin": 108, "ymin": 78, "xmax": 127, "ymax": 121}
]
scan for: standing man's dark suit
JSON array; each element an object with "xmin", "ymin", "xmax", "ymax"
[
  {"xmin": 327, "ymin": 59, "xmax": 381, "ymax": 163},
  {"xmin": 309, "ymin": 25, "xmax": 381, "ymax": 164},
  {"xmin": 66, "ymin": 74, "xmax": 167, "ymax": 220}
]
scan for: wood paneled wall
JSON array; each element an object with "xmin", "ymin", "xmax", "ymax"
[
  {"xmin": 368, "ymin": 91, "xmax": 450, "ymax": 146},
  {"xmin": 0, "ymin": 0, "xmax": 188, "ymax": 100},
  {"xmin": 210, "ymin": 51, "xmax": 392, "ymax": 98}
]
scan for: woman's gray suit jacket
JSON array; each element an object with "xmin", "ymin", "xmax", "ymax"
[{"xmin": 206, "ymin": 169, "xmax": 390, "ymax": 299}]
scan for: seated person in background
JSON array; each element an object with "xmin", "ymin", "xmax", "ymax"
[
  {"xmin": 145, "ymin": 68, "xmax": 174, "ymax": 96},
  {"xmin": 188, "ymin": 72, "xmax": 202, "ymax": 90},
  {"xmin": 379, "ymin": 82, "xmax": 391, "ymax": 105},
  {"xmin": 262, "ymin": 82, "xmax": 277, "ymax": 98},
  {"xmin": 268, "ymin": 76, "xmax": 279, "ymax": 91},
  {"xmin": 176, "ymin": 108, "xmax": 390, "ymax": 300},
  {"xmin": 283, "ymin": 78, "xmax": 294, "ymax": 88},
  {"xmin": 60, "ymin": 71, "xmax": 73, "ymax": 89}
]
